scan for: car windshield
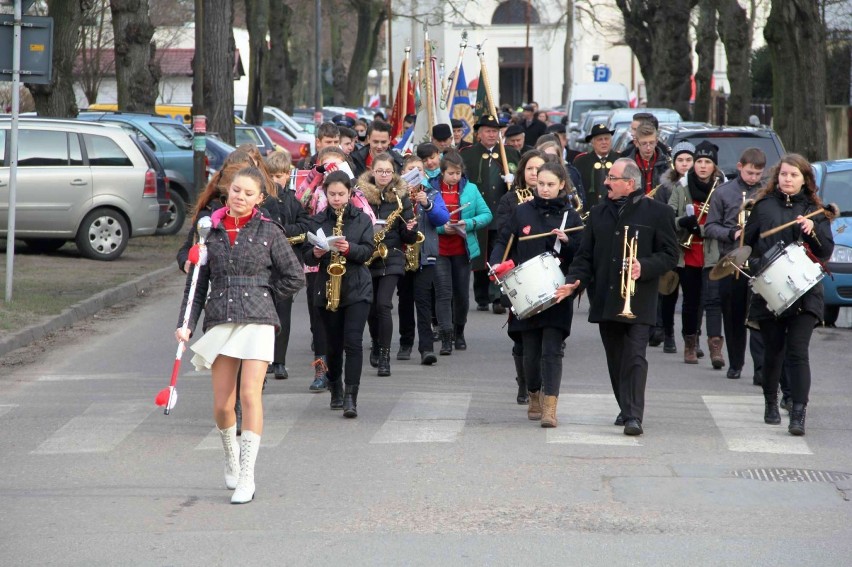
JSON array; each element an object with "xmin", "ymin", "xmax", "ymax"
[
  {"xmin": 822, "ymin": 169, "xmax": 852, "ymax": 216},
  {"xmin": 680, "ymin": 135, "xmax": 782, "ymax": 177},
  {"xmin": 571, "ymin": 100, "xmax": 626, "ymax": 122},
  {"xmin": 152, "ymin": 122, "xmax": 193, "ymax": 150},
  {"xmin": 235, "ymin": 127, "xmax": 264, "ymax": 147}
]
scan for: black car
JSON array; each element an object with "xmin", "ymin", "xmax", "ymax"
[
  {"xmin": 657, "ymin": 125, "xmax": 786, "ymax": 180},
  {"xmin": 131, "ymin": 136, "xmax": 178, "ymax": 234}
]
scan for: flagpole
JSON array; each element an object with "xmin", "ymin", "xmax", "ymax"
[
  {"xmin": 444, "ymin": 31, "xmax": 468, "ymax": 109},
  {"xmin": 476, "ymin": 43, "xmax": 510, "ymax": 177},
  {"xmin": 401, "ymin": 45, "xmax": 410, "ymax": 125},
  {"xmin": 424, "ymin": 31, "xmax": 436, "ymax": 134}
]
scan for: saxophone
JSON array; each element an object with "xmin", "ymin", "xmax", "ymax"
[
  {"xmin": 325, "ymin": 206, "xmax": 347, "ymax": 312},
  {"xmin": 404, "ymin": 230, "xmax": 426, "ymax": 272},
  {"xmin": 365, "ymin": 194, "xmax": 404, "ymax": 266},
  {"xmin": 515, "ymin": 186, "xmax": 533, "ymax": 203}
]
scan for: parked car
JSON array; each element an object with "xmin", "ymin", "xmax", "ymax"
[
  {"xmin": 0, "ymin": 118, "xmax": 161, "ymax": 260},
  {"xmin": 569, "ymin": 109, "xmax": 614, "ymax": 153},
  {"xmin": 811, "ymin": 159, "xmax": 852, "ymax": 325},
  {"xmin": 605, "ymin": 107, "xmax": 684, "ymax": 133},
  {"xmin": 234, "ymin": 124, "xmax": 280, "ymax": 155},
  {"xmin": 205, "ymin": 136, "xmax": 236, "ymax": 177},
  {"xmin": 657, "ymin": 125, "xmax": 786, "ymax": 180},
  {"xmin": 132, "ymin": 136, "xmax": 174, "ymax": 234},
  {"xmin": 290, "ymin": 113, "xmax": 317, "ymax": 136},
  {"xmin": 262, "ymin": 126, "xmax": 311, "ymax": 160},
  {"xmin": 233, "ymin": 105, "xmax": 315, "ymax": 153}
]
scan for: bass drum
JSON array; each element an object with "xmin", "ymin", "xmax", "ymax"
[
  {"xmin": 749, "ymin": 241, "xmax": 825, "ymax": 316},
  {"xmin": 498, "ymin": 252, "xmax": 566, "ymax": 320}
]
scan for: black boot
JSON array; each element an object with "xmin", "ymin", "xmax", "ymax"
[
  {"xmin": 397, "ymin": 344, "xmax": 412, "ymax": 360},
  {"xmin": 764, "ymin": 393, "xmax": 781, "ymax": 425},
  {"xmin": 663, "ymin": 333, "xmax": 677, "ymax": 353},
  {"xmin": 369, "ymin": 341, "xmax": 380, "ymax": 368},
  {"xmin": 513, "ymin": 354, "xmax": 529, "ymax": 405},
  {"xmin": 649, "ymin": 326, "xmax": 664, "ymax": 347},
  {"xmin": 439, "ymin": 330, "xmax": 453, "ymax": 355},
  {"xmin": 343, "ymin": 385, "xmax": 359, "ymax": 418},
  {"xmin": 377, "ymin": 347, "xmax": 391, "ymax": 377},
  {"xmin": 329, "ymin": 380, "xmax": 344, "ymax": 410},
  {"xmin": 454, "ymin": 325, "xmax": 467, "ymax": 350},
  {"xmin": 788, "ymin": 403, "xmax": 807, "ymax": 436}
]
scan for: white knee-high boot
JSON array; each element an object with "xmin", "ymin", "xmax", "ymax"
[
  {"xmin": 231, "ymin": 430, "xmax": 260, "ymax": 504},
  {"xmin": 218, "ymin": 424, "xmax": 240, "ymax": 490}
]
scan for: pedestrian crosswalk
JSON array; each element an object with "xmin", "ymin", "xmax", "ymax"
[{"xmin": 1, "ymin": 391, "xmax": 817, "ymax": 456}]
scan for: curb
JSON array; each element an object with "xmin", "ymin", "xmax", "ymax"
[{"xmin": 0, "ymin": 265, "xmax": 177, "ymax": 359}]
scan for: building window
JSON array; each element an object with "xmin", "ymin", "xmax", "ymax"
[{"xmin": 491, "ymin": 0, "xmax": 541, "ymax": 25}]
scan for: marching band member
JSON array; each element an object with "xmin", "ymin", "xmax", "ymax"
[
  {"xmin": 573, "ymin": 123, "xmax": 620, "ymax": 208},
  {"xmin": 742, "ymin": 154, "xmax": 834, "ymax": 435},
  {"xmin": 555, "ymin": 158, "xmax": 678, "ymax": 436},
  {"xmin": 490, "ymin": 162, "xmax": 583, "ymax": 427},
  {"xmin": 176, "ymin": 166, "xmax": 305, "ymax": 504},
  {"xmin": 305, "ymin": 171, "xmax": 375, "ymax": 418}
]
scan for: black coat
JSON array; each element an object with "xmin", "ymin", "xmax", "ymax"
[
  {"xmin": 304, "ymin": 204, "xmax": 375, "ymax": 308},
  {"xmin": 491, "ymin": 194, "xmax": 583, "ymax": 336},
  {"xmin": 523, "ymin": 119, "xmax": 548, "ymax": 147},
  {"xmin": 567, "ymin": 189, "xmax": 679, "ymax": 325},
  {"xmin": 356, "ymin": 173, "xmax": 419, "ymax": 277},
  {"xmin": 261, "ymin": 186, "xmax": 313, "ymax": 241},
  {"xmin": 742, "ymin": 189, "xmax": 834, "ymax": 322},
  {"xmin": 572, "ymin": 150, "xmax": 621, "ymax": 208}
]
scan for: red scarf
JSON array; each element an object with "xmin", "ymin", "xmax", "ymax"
[{"xmin": 635, "ymin": 151, "xmax": 657, "ymax": 195}]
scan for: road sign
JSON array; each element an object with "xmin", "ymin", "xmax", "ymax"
[
  {"xmin": 593, "ymin": 65, "xmax": 610, "ymax": 83},
  {"xmin": 0, "ymin": 14, "xmax": 53, "ymax": 84}
]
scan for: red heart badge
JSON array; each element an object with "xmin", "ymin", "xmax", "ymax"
[{"xmin": 522, "ymin": 225, "xmax": 531, "ymax": 235}]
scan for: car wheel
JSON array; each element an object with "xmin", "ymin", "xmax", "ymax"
[
  {"xmin": 24, "ymin": 239, "xmax": 67, "ymax": 253},
  {"xmin": 824, "ymin": 305, "xmax": 840, "ymax": 327},
  {"xmin": 75, "ymin": 208, "xmax": 129, "ymax": 261},
  {"xmin": 157, "ymin": 192, "xmax": 187, "ymax": 236}
]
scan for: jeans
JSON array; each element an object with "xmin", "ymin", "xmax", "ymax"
[
  {"xmin": 322, "ymin": 301, "xmax": 370, "ymax": 386},
  {"xmin": 759, "ymin": 313, "xmax": 816, "ymax": 405},
  {"xmin": 599, "ymin": 322, "xmax": 651, "ymax": 422},
  {"xmin": 435, "ymin": 254, "xmax": 470, "ymax": 332},
  {"xmin": 369, "ymin": 274, "xmax": 400, "ymax": 349},
  {"xmin": 522, "ymin": 327, "xmax": 565, "ymax": 396}
]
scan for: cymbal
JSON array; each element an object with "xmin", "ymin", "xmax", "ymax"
[
  {"xmin": 709, "ymin": 246, "xmax": 752, "ymax": 280},
  {"xmin": 658, "ymin": 270, "xmax": 680, "ymax": 295}
]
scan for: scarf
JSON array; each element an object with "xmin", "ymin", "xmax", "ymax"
[{"xmin": 687, "ymin": 170, "xmax": 714, "ymax": 203}]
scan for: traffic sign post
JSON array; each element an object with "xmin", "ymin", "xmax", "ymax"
[{"xmin": 593, "ymin": 64, "xmax": 611, "ymax": 83}]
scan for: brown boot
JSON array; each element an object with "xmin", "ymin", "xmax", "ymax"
[
  {"xmin": 527, "ymin": 391, "xmax": 542, "ymax": 421},
  {"xmin": 708, "ymin": 336, "xmax": 726, "ymax": 369},
  {"xmin": 683, "ymin": 334, "xmax": 698, "ymax": 364},
  {"xmin": 541, "ymin": 395, "xmax": 558, "ymax": 428}
]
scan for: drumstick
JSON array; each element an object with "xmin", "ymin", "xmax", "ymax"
[
  {"xmin": 501, "ymin": 234, "xmax": 515, "ymax": 263},
  {"xmin": 518, "ymin": 226, "xmax": 585, "ymax": 241},
  {"xmin": 759, "ymin": 208, "xmax": 826, "ymax": 239},
  {"xmin": 447, "ymin": 202, "xmax": 471, "ymax": 217}
]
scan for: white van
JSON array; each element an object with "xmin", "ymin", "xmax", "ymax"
[{"xmin": 568, "ymin": 82, "xmax": 630, "ymax": 126}]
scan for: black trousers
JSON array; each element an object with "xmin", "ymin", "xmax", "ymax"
[
  {"xmin": 599, "ymin": 322, "xmax": 651, "ymax": 422},
  {"xmin": 397, "ymin": 271, "xmax": 416, "ymax": 348},
  {"xmin": 369, "ymin": 274, "xmax": 400, "ymax": 349},
  {"xmin": 273, "ymin": 296, "xmax": 293, "ymax": 364},
  {"xmin": 702, "ymin": 268, "xmax": 722, "ymax": 337},
  {"xmin": 473, "ymin": 229, "xmax": 498, "ymax": 306},
  {"xmin": 305, "ymin": 272, "xmax": 327, "ymax": 357},
  {"xmin": 398, "ymin": 267, "xmax": 437, "ymax": 353},
  {"xmin": 435, "ymin": 254, "xmax": 470, "ymax": 332},
  {"xmin": 720, "ymin": 275, "xmax": 750, "ymax": 370},
  {"xmin": 679, "ymin": 266, "xmax": 703, "ymax": 336},
  {"xmin": 322, "ymin": 301, "xmax": 370, "ymax": 386},
  {"xmin": 522, "ymin": 327, "xmax": 565, "ymax": 396},
  {"xmin": 759, "ymin": 313, "xmax": 816, "ymax": 405},
  {"xmin": 661, "ymin": 288, "xmax": 679, "ymax": 336}
]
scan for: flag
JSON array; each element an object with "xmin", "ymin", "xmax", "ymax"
[
  {"xmin": 451, "ymin": 65, "xmax": 474, "ymax": 143},
  {"xmin": 394, "ymin": 124, "xmax": 415, "ymax": 154},
  {"xmin": 368, "ymin": 94, "xmax": 381, "ymax": 109},
  {"xmin": 473, "ymin": 71, "xmax": 490, "ymax": 121},
  {"xmin": 389, "ymin": 56, "xmax": 415, "ymax": 141}
]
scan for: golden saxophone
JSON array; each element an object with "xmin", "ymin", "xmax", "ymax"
[
  {"xmin": 404, "ymin": 231, "xmax": 426, "ymax": 272},
  {"xmin": 619, "ymin": 225, "xmax": 639, "ymax": 319},
  {"xmin": 325, "ymin": 206, "xmax": 347, "ymax": 312},
  {"xmin": 287, "ymin": 233, "xmax": 306, "ymax": 245},
  {"xmin": 570, "ymin": 188, "xmax": 588, "ymax": 221},
  {"xmin": 681, "ymin": 175, "xmax": 719, "ymax": 249},
  {"xmin": 365, "ymin": 194, "xmax": 404, "ymax": 267},
  {"xmin": 516, "ymin": 186, "xmax": 533, "ymax": 204}
]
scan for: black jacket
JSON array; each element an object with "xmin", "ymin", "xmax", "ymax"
[
  {"xmin": 523, "ymin": 119, "xmax": 548, "ymax": 147},
  {"xmin": 261, "ymin": 186, "xmax": 313, "ymax": 241},
  {"xmin": 491, "ymin": 194, "xmax": 583, "ymax": 336},
  {"xmin": 742, "ymin": 189, "xmax": 834, "ymax": 321},
  {"xmin": 572, "ymin": 150, "xmax": 621, "ymax": 208},
  {"xmin": 350, "ymin": 145, "xmax": 404, "ymax": 178},
  {"xmin": 460, "ymin": 142, "xmax": 521, "ymax": 214},
  {"xmin": 304, "ymin": 204, "xmax": 375, "ymax": 308},
  {"xmin": 357, "ymin": 172, "xmax": 419, "ymax": 277},
  {"xmin": 567, "ymin": 189, "xmax": 679, "ymax": 325}
]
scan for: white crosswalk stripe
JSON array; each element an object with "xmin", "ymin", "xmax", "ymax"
[
  {"xmin": 32, "ymin": 401, "xmax": 154, "ymax": 455},
  {"xmin": 370, "ymin": 392, "xmax": 472, "ymax": 444},
  {"xmin": 36, "ymin": 373, "xmax": 148, "ymax": 382},
  {"xmin": 195, "ymin": 394, "xmax": 314, "ymax": 450},
  {"xmin": 0, "ymin": 404, "xmax": 18, "ymax": 418},
  {"xmin": 546, "ymin": 394, "xmax": 642, "ymax": 446},
  {"xmin": 703, "ymin": 395, "xmax": 812, "ymax": 455}
]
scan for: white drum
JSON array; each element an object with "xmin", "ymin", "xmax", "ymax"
[
  {"xmin": 497, "ymin": 253, "xmax": 565, "ymax": 320},
  {"xmin": 749, "ymin": 242, "xmax": 825, "ymax": 316}
]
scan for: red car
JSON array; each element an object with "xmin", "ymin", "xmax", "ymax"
[{"xmin": 262, "ymin": 126, "xmax": 311, "ymax": 159}]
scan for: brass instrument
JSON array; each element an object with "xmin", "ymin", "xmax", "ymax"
[
  {"xmin": 404, "ymin": 231, "xmax": 426, "ymax": 272},
  {"xmin": 365, "ymin": 194, "xmax": 405, "ymax": 266},
  {"xmin": 681, "ymin": 176, "xmax": 719, "ymax": 249},
  {"xmin": 735, "ymin": 192, "xmax": 752, "ymax": 279},
  {"xmin": 619, "ymin": 225, "xmax": 639, "ymax": 319},
  {"xmin": 325, "ymin": 206, "xmax": 347, "ymax": 312},
  {"xmin": 287, "ymin": 233, "xmax": 306, "ymax": 245},
  {"xmin": 569, "ymin": 189, "xmax": 588, "ymax": 221},
  {"xmin": 516, "ymin": 187, "xmax": 534, "ymax": 203}
]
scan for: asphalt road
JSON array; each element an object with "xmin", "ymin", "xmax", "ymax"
[{"xmin": 1, "ymin": 272, "xmax": 851, "ymax": 566}]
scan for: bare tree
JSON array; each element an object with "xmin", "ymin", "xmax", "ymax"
[
  {"xmin": 77, "ymin": 0, "xmax": 113, "ymax": 105},
  {"xmin": 716, "ymin": 0, "xmax": 751, "ymax": 125},
  {"xmin": 694, "ymin": 0, "xmax": 717, "ymax": 122},
  {"xmin": 244, "ymin": 0, "xmax": 269, "ymax": 124},
  {"xmin": 266, "ymin": 0, "xmax": 299, "ymax": 113},
  {"xmin": 27, "ymin": 0, "xmax": 83, "ymax": 117},
  {"xmin": 764, "ymin": 0, "xmax": 827, "ymax": 160},
  {"xmin": 202, "ymin": 0, "xmax": 236, "ymax": 144},
  {"xmin": 110, "ymin": 0, "xmax": 160, "ymax": 113},
  {"xmin": 343, "ymin": 0, "xmax": 388, "ymax": 106}
]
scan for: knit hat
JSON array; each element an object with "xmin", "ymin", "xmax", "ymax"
[
  {"xmin": 694, "ymin": 141, "xmax": 719, "ymax": 164},
  {"xmin": 672, "ymin": 141, "xmax": 696, "ymax": 159}
]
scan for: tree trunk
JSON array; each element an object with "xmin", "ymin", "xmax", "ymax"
[
  {"xmin": 330, "ymin": 1, "xmax": 348, "ymax": 105},
  {"xmin": 764, "ymin": 0, "xmax": 827, "ymax": 161},
  {"xmin": 561, "ymin": 0, "xmax": 574, "ymax": 108},
  {"xmin": 717, "ymin": 0, "xmax": 751, "ymax": 125},
  {"xmin": 244, "ymin": 0, "xmax": 269, "ymax": 124},
  {"xmin": 615, "ymin": 0, "xmax": 699, "ymax": 118},
  {"xmin": 110, "ymin": 0, "xmax": 160, "ymax": 113},
  {"xmin": 266, "ymin": 0, "xmax": 298, "ymax": 113},
  {"xmin": 203, "ymin": 0, "xmax": 236, "ymax": 145},
  {"xmin": 694, "ymin": 0, "xmax": 717, "ymax": 123},
  {"xmin": 344, "ymin": 0, "xmax": 387, "ymax": 106},
  {"xmin": 27, "ymin": 0, "xmax": 82, "ymax": 117}
]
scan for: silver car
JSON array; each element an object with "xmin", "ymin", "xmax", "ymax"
[{"xmin": 0, "ymin": 118, "xmax": 161, "ymax": 260}]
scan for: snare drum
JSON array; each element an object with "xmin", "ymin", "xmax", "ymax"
[
  {"xmin": 497, "ymin": 253, "xmax": 565, "ymax": 320},
  {"xmin": 749, "ymin": 242, "xmax": 825, "ymax": 316}
]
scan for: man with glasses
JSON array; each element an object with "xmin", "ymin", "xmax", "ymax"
[
  {"xmin": 555, "ymin": 158, "xmax": 678, "ymax": 436},
  {"xmin": 621, "ymin": 123, "xmax": 671, "ymax": 195}
]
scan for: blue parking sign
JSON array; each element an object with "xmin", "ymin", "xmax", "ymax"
[{"xmin": 594, "ymin": 65, "xmax": 610, "ymax": 82}]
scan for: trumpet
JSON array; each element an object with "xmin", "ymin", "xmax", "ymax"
[
  {"xmin": 735, "ymin": 192, "xmax": 751, "ymax": 279},
  {"xmin": 619, "ymin": 225, "xmax": 639, "ymax": 319},
  {"xmin": 569, "ymin": 189, "xmax": 588, "ymax": 221},
  {"xmin": 681, "ymin": 176, "xmax": 719, "ymax": 249}
]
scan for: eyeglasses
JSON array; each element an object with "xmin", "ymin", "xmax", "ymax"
[
  {"xmin": 605, "ymin": 175, "xmax": 631, "ymax": 182},
  {"xmin": 637, "ymin": 141, "xmax": 657, "ymax": 148},
  {"xmin": 374, "ymin": 169, "xmax": 394, "ymax": 176}
]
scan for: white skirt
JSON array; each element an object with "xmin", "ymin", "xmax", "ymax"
[{"xmin": 189, "ymin": 323, "xmax": 275, "ymax": 371}]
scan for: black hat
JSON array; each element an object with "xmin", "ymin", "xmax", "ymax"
[
  {"xmin": 451, "ymin": 118, "xmax": 464, "ymax": 129},
  {"xmin": 694, "ymin": 141, "xmax": 719, "ymax": 165},
  {"xmin": 504, "ymin": 124, "xmax": 524, "ymax": 138},
  {"xmin": 432, "ymin": 123, "xmax": 452, "ymax": 141},
  {"xmin": 546, "ymin": 123, "xmax": 566, "ymax": 134},
  {"xmin": 522, "ymin": 104, "xmax": 535, "ymax": 112},
  {"xmin": 473, "ymin": 114, "xmax": 501, "ymax": 130},
  {"xmin": 331, "ymin": 114, "xmax": 356, "ymax": 128},
  {"xmin": 584, "ymin": 123, "xmax": 615, "ymax": 143}
]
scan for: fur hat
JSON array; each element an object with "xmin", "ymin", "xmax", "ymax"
[{"xmin": 694, "ymin": 141, "xmax": 719, "ymax": 165}]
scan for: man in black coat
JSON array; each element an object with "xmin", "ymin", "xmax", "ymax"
[
  {"xmin": 521, "ymin": 104, "xmax": 547, "ymax": 147},
  {"xmin": 350, "ymin": 120, "xmax": 404, "ymax": 177},
  {"xmin": 572, "ymin": 123, "xmax": 621, "ymax": 208},
  {"xmin": 556, "ymin": 158, "xmax": 678, "ymax": 436}
]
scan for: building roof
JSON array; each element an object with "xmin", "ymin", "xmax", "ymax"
[{"xmin": 74, "ymin": 48, "xmax": 245, "ymax": 79}]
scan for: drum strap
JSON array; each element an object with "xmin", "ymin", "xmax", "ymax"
[{"xmin": 553, "ymin": 211, "xmax": 569, "ymax": 254}]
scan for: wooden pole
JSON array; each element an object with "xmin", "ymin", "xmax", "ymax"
[
  {"xmin": 424, "ymin": 32, "xmax": 435, "ymax": 133},
  {"xmin": 444, "ymin": 31, "xmax": 468, "ymax": 110}
]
